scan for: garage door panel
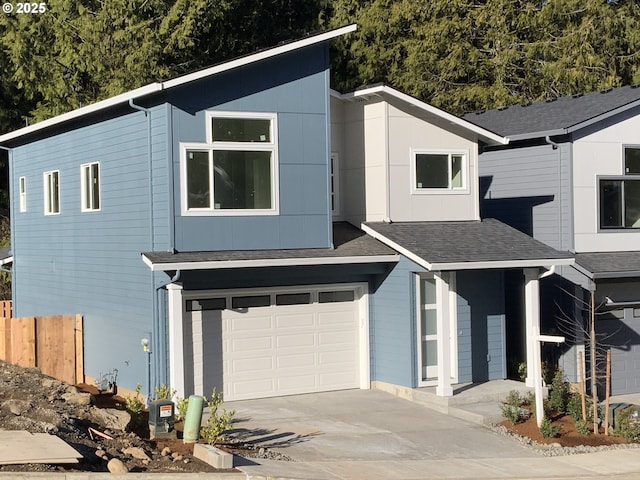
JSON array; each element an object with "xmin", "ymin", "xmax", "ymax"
[
  {"xmin": 277, "ymin": 374, "xmax": 317, "ymax": 390},
  {"xmin": 318, "ymin": 311, "xmax": 356, "ymax": 325},
  {"xmin": 231, "ymin": 336, "xmax": 274, "ymax": 352},
  {"xmin": 319, "ymin": 371, "xmax": 358, "ymax": 387},
  {"xmin": 319, "ymin": 331, "xmax": 357, "ymax": 346},
  {"xmin": 277, "ymin": 353, "xmax": 316, "ymax": 368},
  {"xmin": 277, "ymin": 333, "xmax": 316, "ymax": 348},
  {"xmin": 276, "ymin": 313, "xmax": 315, "ymax": 328},
  {"xmin": 231, "ymin": 356, "xmax": 274, "ymax": 372},
  {"xmin": 228, "ymin": 315, "xmax": 273, "ymax": 331}
]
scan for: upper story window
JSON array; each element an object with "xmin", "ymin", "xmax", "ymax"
[
  {"xmin": 412, "ymin": 150, "xmax": 466, "ymax": 193},
  {"xmin": 81, "ymin": 162, "xmax": 100, "ymax": 212},
  {"xmin": 43, "ymin": 170, "xmax": 60, "ymax": 215},
  {"xmin": 181, "ymin": 112, "xmax": 278, "ymax": 215},
  {"xmin": 18, "ymin": 177, "xmax": 26, "ymax": 212},
  {"xmin": 599, "ymin": 146, "xmax": 640, "ymax": 230},
  {"xmin": 625, "ymin": 146, "xmax": 640, "ymax": 174}
]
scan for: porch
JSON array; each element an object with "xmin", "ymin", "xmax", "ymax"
[{"xmin": 372, "ymin": 379, "xmax": 541, "ymax": 426}]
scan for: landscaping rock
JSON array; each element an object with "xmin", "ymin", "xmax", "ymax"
[
  {"xmin": 122, "ymin": 446, "xmax": 151, "ymax": 462},
  {"xmin": 91, "ymin": 408, "xmax": 131, "ymax": 431},
  {"xmin": 4, "ymin": 399, "xmax": 31, "ymax": 416},
  {"xmin": 107, "ymin": 457, "xmax": 129, "ymax": 474},
  {"xmin": 161, "ymin": 447, "xmax": 172, "ymax": 457},
  {"xmin": 62, "ymin": 391, "xmax": 94, "ymax": 406}
]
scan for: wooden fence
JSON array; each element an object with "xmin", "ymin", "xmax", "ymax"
[{"xmin": 0, "ymin": 302, "xmax": 83, "ymax": 385}]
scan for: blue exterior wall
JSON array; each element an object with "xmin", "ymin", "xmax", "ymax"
[
  {"xmin": 457, "ymin": 270, "xmax": 506, "ymax": 382},
  {"xmin": 369, "ymin": 256, "xmax": 425, "ymax": 387},
  {"xmin": 168, "ymin": 43, "xmax": 333, "ymax": 252},
  {"xmin": 9, "ymin": 105, "xmax": 169, "ymax": 390}
]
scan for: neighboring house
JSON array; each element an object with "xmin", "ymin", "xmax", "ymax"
[
  {"xmin": 0, "ymin": 26, "xmax": 572, "ymax": 402},
  {"xmin": 465, "ymin": 85, "xmax": 640, "ymax": 394}
]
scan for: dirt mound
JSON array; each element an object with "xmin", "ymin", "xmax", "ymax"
[{"xmin": 0, "ymin": 361, "xmax": 221, "ymax": 473}]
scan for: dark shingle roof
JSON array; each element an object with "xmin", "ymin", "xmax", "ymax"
[
  {"xmin": 462, "ymin": 85, "xmax": 640, "ymax": 139},
  {"xmin": 364, "ymin": 219, "xmax": 573, "ymax": 267},
  {"xmin": 575, "ymin": 251, "xmax": 640, "ymax": 279},
  {"xmin": 143, "ymin": 222, "xmax": 398, "ymax": 270}
]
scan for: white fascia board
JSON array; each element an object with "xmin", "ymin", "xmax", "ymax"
[
  {"xmin": 0, "ymin": 25, "xmax": 357, "ymax": 144},
  {"xmin": 163, "ymin": 25, "xmax": 357, "ymax": 89},
  {"xmin": 341, "ymin": 86, "xmax": 508, "ymax": 146},
  {"xmin": 506, "ymin": 129, "xmax": 568, "ymax": 141},
  {"xmin": 570, "ymin": 262, "xmax": 595, "ymax": 280},
  {"xmin": 360, "ymin": 224, "xmax": 433, "ymax": 271},
  {"xmin": 0, "ymin": 83, "xmax": 163, "ymax": 143},
  {"xmin": 430, "ymin": 257, "xmax": 575, "ymax": 271},
  {"xmin": 0, "ymin": 256, "xmax": 12, "ymax": 266},
  {"xmin": 142, "ymin": 253, "xmax": 399, "ymax": 271}
]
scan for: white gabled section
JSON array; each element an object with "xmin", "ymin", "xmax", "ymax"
[
  {"xmin": 0, "ymin": 25, "xmax": 357, "ymax": 145},
  {"xmin": 337, "ymin": 85, "xmax": 509, "ymax": 146}
]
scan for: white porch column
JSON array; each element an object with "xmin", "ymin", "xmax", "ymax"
[
  {"xmin": 523, "ymin": 268, "xmax": 541, "ymax": 388},
  {"xmin": 435, "ymin": 271, "xmax": 453, "ymax": 397},
  {"xmin": 166, "ymin": 283, "xmax": 185, "ymax": 399}
]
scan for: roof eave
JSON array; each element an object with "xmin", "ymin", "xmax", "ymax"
[
  {"xmin": 141, "ymin": 253, "xmax": 399, "ymax": 272},
  {"xmin": 0, "ymin": 24, "xmax": 357, "ymax": 145},
  {"xmin": 430, "ymin": 258, "xmax": 575, "ymax": 271},
  {"xmin": 339, "ymin": 86, "xmax": 509, "ymax": 146}
]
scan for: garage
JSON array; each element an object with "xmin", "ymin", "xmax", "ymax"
[{"xmin": 184, "ymin": 285, "xmax": 367, "ymax": 401}]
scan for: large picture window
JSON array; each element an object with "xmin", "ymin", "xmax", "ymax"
[
  {"xmin": 43, "ymin": 170, "xmax": 60, "ymax": 215},
  {"xmin": 413, "ymin": 151, "xmax": 466, "ymax": 191},
  {"xmin": 182, "ymin": 112, "xmax": 277, "ymax": 214},
  {"xmin": 81, "ymin": 162, "xmax": 100, "ymax": 212}
]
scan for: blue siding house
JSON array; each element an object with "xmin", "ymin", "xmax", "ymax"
[{"xmin": 0, "ymin": 26, "xmax": 573, "ymax": 402}]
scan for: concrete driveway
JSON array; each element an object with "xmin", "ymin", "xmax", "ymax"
[{"xmin": 222, "ymin": 389, "xmax": 640, "ymax": 480}]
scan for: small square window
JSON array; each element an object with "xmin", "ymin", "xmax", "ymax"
[
  {"xmin": 43, "ymin": 170, "xmax": 60, "ymax": 215},
  {"xmin": 276, "ymin": 293, "xmax": 311, "ymax": 306},
  {"xmin": 625, "ymin": 147, "xmax": 640, "ymax": 174},
  {"xmin": 599, "ymin": 178, "xmax": 640, "ymax": 229},
  {"xmin": 81, "ymin": 162, "xmax": 100, "ymax": 211},
  {"xmin": 414, "ymin": 151, "xmax": 466, "ymax": 191}
]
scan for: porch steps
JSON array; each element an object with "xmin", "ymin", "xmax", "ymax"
[{"xmin": 372, "ymin": 380, "xmax": 541, "ymax": 426}]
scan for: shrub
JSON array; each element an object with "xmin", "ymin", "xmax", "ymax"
[
  {"xmin": 548, "ymin": 369, "xmax": 570, "ymax": 413},
  {"xmin": 501, "ymin": 404, "xmax": 524, "ymax": 424},
  {"xmin": 504, "ymin": 390, "xmax": 524, "ymax": 408},
  {"xmin": 174, "ymin": 397, "xmax": 189, "ymax": 421},
  {"xmin": 153, "ymin": 384, "xmax": 176, "ymax": 401},
  {"xmin": 613, "ymin": 408, "xmax": 640, "ymax": 443},
  {"xmin": 124, "ymin": 384, "xmax": 145, "ymax": 428},
  {"xmin": 575, "ymin": 419, "xmax": 591, "ymax": 435},
  {"xmin": 200, "ymin": 388, "xmax": 236, "ymax": 445},
  {"xmin": 501, "ymin": 390, "xmax": 531, "ymax": 425},
  {"xmin": 539, "ymin": 418, "xmax": 561, "ymax": 438}
]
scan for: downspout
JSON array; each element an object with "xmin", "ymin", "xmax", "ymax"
[
  {"xmin": 129, "ymin": 99, "xmax": 157, "ymax": 403},
  {"xmin": 545, "ymin": 136, "xmax": 563, "ymax": 253}
]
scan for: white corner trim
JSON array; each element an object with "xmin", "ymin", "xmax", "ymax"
[
  {"xmin": 141, "ymin": 253, "xmax": 399, "ymax": 271},
  {"xmin": 0, "ymin": 25, "xmax": 357, "ymax": 144}
]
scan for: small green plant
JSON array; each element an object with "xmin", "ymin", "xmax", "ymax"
[
  {"xmin": 174, "ymin": 396, "xmax": 189, "ymax": 421},
  {"xmin": 504, "ymin": 390, "xmax": 523, "ymax": 408},
  {"xmin": 539, "ymin": 417, "xmax": 561, "ymax": 438},
  {"xmin": 200, "ymin": 387, "xmax": 236, "ymax": 445},
  {"xmin": 124, "ymin": 384, "xmax": 145, "ymax": 428},
  {"xmin": 501, "ymin": 390, "xmax": 530, "ymax": 425},
  {"xmin": 613, "ymin": 408, "xmax": 640, "ymax": 443},
  {"xmin": 153, "ymin": 384, "xmax": 176, "ymax": 401},
  {"xmin": 575, "ymin": 419, "xmax": 591, "ymax": 435},
  {"xmin": 517, "ymin": 362, "xmax": 527, "ymax": 382},
  {"xmin": 548, "ymin": 369, "xmax": 570, "ymax": 413}
]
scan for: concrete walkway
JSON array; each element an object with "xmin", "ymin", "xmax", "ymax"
[{"xmin": 222, "ymin": 389, "xmax": 640, "ymax": 480}]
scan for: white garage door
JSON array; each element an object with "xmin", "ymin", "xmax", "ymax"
[{"xmin": 187, "ymin": 286, "xmax": 363, "ymax": 401}]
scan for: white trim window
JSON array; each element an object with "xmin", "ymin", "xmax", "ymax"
[
  {"xmin": 412, "ymin": 150, "xmax": 467, "ymax": 192},
  {"xmin": 599, "ymin": 146, "xmax": 640, "ymax": 229},
  {"xmin": 43, "ymin": 170, "xmax": 60, "ymax": 215},
  {"xmin": 81, "ymin": 162, "xmax": 100, "ymax": 212},
  {"xmin": 18, "ymin": 176, "xmax": 26, "ymax": 212},
  {"xmin": 181, "ymin": 112, "xmax": 278, "ymax": 215}
]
